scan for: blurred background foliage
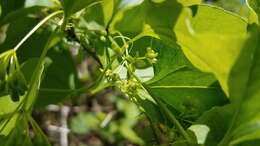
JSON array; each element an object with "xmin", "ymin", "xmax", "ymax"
[{"xmin": 0, "ymin": 0, "xmax": 249, "ymax": 146}]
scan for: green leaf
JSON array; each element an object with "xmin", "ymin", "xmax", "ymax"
[
  {"xmin": 0, "ymin": 96, "xmax": 21, "ymax": 117},
  {"xmin": 248, "ymin": 0, "xmax": 260, "ymax": 19},
  {"xmin": 23, "ymin": 59, "xmax": 45, "ymax": 110},
  {"xmin": 178, "ymin": 6, "xmax": 260, "ymax": 145},
  {"xmin": 83, "ymin": 0, "xmax": 116, "ymax": 27},
  {"xmin": 171, "ymin": 141, "xmax": 190, "ymax": 146},
  {"xmin": 0, "ymin": 115, "xmax": 32, "ymax": 146},
  {"xmin": 30, "ymin": 117, "xmax": 51, "ymax": 146},
  {"xmin": 110, "ymin": 0, "xmax": 182, "ymax": 46},
  {"xmin": 195, "ymin": 105, "xmax": 234, "ymax": 146},
  {"xmin": 0, "ymin": 111, "xmax": 20, "ymax": 136},
  {"xmin": 144, "ymin": 39, "xmax": 227, "ymax": 118},
  {"xmin": 11, "ymin": 23, "xmax": 80, "ymax": 107},
  {"xmin": 20, "ymin": 43, "xmax": 81, "ymax": 107},
  {"xmin": 175, "ymin": 4, "xmax": 249, "ymax": 96},
  {"xmin": 37, "ymin": 46, "xmax": 81, "ymax": 107},
  {"xmin": 16, "ymin": 25, "xmax": 60, "ymax": 111},
  {"xmin": 0, "ymin": 6, "xmax": 44, "ymax": 26},
  {"xmin": 61, "ymin": 0, "xmax": 99, "ymax": 18},
  {"xmin": 177, "ymin": 0, "xmax": 202, "ymax": 6},
  {"xmin": 136, "ymin": 97, "xmax": 163, "ymax": 123},
  {"xmin": 0, "ymin": 14, "xmax": 39, "ymax": 53},
  {"xmin": 0, "ymin": 91, "xmax": 24, "ymax": 136},
  {"xmin": 146, "ymin": 39, "xmax": 192, "ymax": 83},
  {"xmin": 147, "ymin": 67, "xmax": 227, "ymax": 118},
  {"xmin": 239, "ymin": 1, "xmax": 258, "ymax": 24},
  {"xmin": 0, "ymin": 0, "xmax": 25, "ymax": 20},
  {"xmin": 219, "ymin": 25, "xmax": 260, "ymax": 146}
]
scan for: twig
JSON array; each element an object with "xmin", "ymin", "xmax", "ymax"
[
  {"xmin": 60, "ymin": 106, "xmax": 70, "ymax": 146},
  {"xmin": 46, "ymin": 105, "xmax": 70, "ymax": 146}
]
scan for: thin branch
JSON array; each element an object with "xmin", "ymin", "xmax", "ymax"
[
  {"xmin": 76, "ymin": 38, "xmax": 103, "ymax": 68},
  {"xmin": 60, "ymin": 106, "xmax": 70, "ymax": 146},
  {"xmin": 66, "ymin": 27, "xmax": 103, "ymax": 67},
  {"xmin": 155, "ymin": 97, "xmax": 192, "ymax": 143}
]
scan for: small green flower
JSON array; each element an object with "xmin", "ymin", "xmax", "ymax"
[
  {"xmin": 145, "ymin": 47, "xmax": 158, "ymax": 64},
  {"xmin": 100, "ymin": 36, "xmax": 107, "ymax": 42},
  {"xmin": 120, "ymin": 78, "xmax": 140, "ymax": 96},
  {"xmin": 105, "ymin": 69, "xmax": 120, "ymax": 82}
]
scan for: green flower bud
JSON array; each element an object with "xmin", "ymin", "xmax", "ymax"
[
  {"xmin": 100, "ymin": 36, "xmax": 107, "ymax": 42},
  {"xmin": 105, "ymin": 69, "xmax": 113, "ymax": 77},
  {"xmin": 145, "ymin": 47, "xmax": 158, "ymax": 64},
  {"xmin": 145, "ymin": 47, "xmax": 158, "ymax": 59}
]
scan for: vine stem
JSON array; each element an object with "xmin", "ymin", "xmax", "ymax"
[
  {"xmin": 143, "ymin": 84, "xmax": 192, "ymax": 143},
  {"xmin": 13, "ymin": 10, "xmax": 63, "ymax": 51},
  {"xmin": 126, "ymin": 66, "xmax": 192, "ymax": 143},
  {"xmin": 70, "ymin": 28, "xmax": 103, "ymax": 67},
  {"xmin": 155, "ymin": 97, "xmax": 192, "ymax": 143}
]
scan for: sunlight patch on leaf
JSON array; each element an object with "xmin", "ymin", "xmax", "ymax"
[{"xmin": 189, "ymin": 124, "xmax": 210, "ymax": 144}]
